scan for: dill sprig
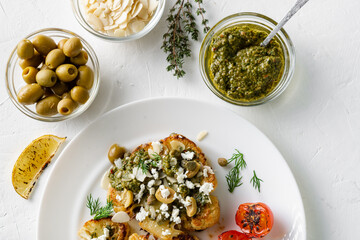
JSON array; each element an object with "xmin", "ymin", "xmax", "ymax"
[
  {"xmin": 151, "ymin": 153, "xmax": 162, "ymax": 167},
  {"xmin": 162, "ymin": 0, "xmax": 210, "ymax": 78},
  {"xmin": 139, "ymin": 158, "xmax": 150, "ymax": 173},
  {"xmin": 250, "ymin": 170, "xmax": 263, "ymax": 192},
  {"xmin": 225, "ymin": 149, "xmax": 247, "ymax": 193},
  {"xmin": 86, "ymin": 194, "xmax": 114, "ymax": 220}
]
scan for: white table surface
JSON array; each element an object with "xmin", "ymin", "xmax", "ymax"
[{"xmin": 0, "ymin": 0, "xmax": 359, "ymax": 239}]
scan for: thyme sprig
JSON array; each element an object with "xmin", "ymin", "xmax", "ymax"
[
  {"xmin": 162, "ymin": 0, "xmax": 210, "ymax": 78},
  {"xmin": 86, "ymin": 194, "xmax": 114, "ymax": 220},
  {"xmin": 250, "ymin": 170, "xmax": 263, "ymax": 192}
]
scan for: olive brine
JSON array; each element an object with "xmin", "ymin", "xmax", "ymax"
[{"xmin": 16, "ymin": 35, "xmax": 94, "ymax": 116}]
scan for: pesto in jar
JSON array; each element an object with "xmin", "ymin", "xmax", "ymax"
[{"xmin": 209, "ymin": 24, "xmax": 285, "ymax": 101}]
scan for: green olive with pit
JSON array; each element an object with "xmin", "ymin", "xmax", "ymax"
[
  {"xmin": 56, "ymin": 64, "xmax": 78, "ymax": 82},
  {"xmin": 19, "ymin": 51, "xmax": 43, "ymax": 69},
  {"xmin": 36, "ymin": 95, "xmax": 60, "ymax": 116},
  {"xmin": 57, "ymin": 98, "xmax": 77, "ymax": 115},
  {"xmin": 63, "ymin": 37, "xmax": 82, "ymax": 57},
  {"xmin": 17, "ymin": 83, "xmax": 44, "ymax": 105},
  {"xmin": 76, "ymin": 65, "xmax": 94, "ymax": 89},
  {"xmin": 57, "ymin": 39, "xmax": 68, "ymax": 50},
  {"xmin": 51, "ymin": 81, "xmax": 69, "ymax": 96},
  {"xmin": 22, "ymin": 67, "xmax": 38, "ymax": 84},
  {"xmin": 32, "ymin": 35, "xmax": 57, "ymax": 56},
  {"xmin": 70, "ymin": 86, "xmax": 89, "ymax": 104},
  {"xmin": 17, "ymin": 39, "xmax": 34, "ymax": 59},
  {"xmin": 108, "ymin": 144, "xmax": 126, "ymax": 164},
  {"xmin": 45, "ymin": 49, "xmax": 66, "ymax": 69},
  {"xmin": 36, "ymin": 69, "xmax": 57, "ymax": 87},
  {"xmin": 70, "ymin": 50, "xmax": 88, "ymax": 65}
]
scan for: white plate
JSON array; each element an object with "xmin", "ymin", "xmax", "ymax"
[{"xmin": 37, "ymin": 98, "xmax": 306, "ymax": 240}]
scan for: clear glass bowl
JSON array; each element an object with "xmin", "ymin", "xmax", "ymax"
[
  {"xmin": 70, "ymin": 0, "xmax": 165, "ymax": 42},
  {"xmin": 199, "ymin": 12, "xmax": 295, "ymax": 106},
  {"xmin": 5, "ymin": 28, "xmax": 100, "ymax": 122}
]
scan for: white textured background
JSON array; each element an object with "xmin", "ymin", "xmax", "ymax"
[{"xmin": 0, "ymin": 0, "xmax": 359, "ymax": 239}]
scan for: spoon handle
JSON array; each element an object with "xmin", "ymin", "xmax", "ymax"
[{"xmin": 261, "ymin": 0, "xmax": 309, "ymax": 47}]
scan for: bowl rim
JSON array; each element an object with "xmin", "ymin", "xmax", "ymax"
[
  {"xmin": 5, "ymin": 27, "xmax": 100, "ymax": 122},
  {"xmin": 199, "ymin": 12, "xmax": 296, "ymax": 106},
  {"xmin": 70, "ymin": 0, "xmax": 165, "ymax": 42}
]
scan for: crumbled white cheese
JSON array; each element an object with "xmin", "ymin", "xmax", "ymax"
[
  {"xmin": 149, "ymin": 187, "xmax": 155, "ymax": 195},
  {"xmin": 180, "ymin": 196, "xmax": 192, "ymax": 207},
  {"xmin": 151, "ymin": 141, "xmax": 163, "ymax": 154},
  {"xmin": 151, "ymin": 168, "xmax": 159, "ymax": 179},
  {"xmin": 159, "ymin": 185, "xmax": 170, "ymax": 198},
  {"xmin": 162, "ymin": 229, "xmax": 172, "ymax": 236},
  {"xmin": 114, "ymin": 159, "xmax": 122, "ymax": 168},
  {"xmin": 92, "ymin": 227, "xmax": 110, "ymax": 240},
  {"xmin": 196, "ymin": 130, "xmax": 208, "ymax": 141},
  {"xmin": 181, "ymin": 151, "xmax": 195, "ymax": 160},
  {"xmin": 147, "ymin": 179, "xmax": 155, "ymax": 188},
  {"xmin": 135, "ymin": 184, "xmax": 146, "ymax": 203},
  {"xmin": 199, "ymin": 182, "xmax": 214, "ymax": 195},
  {"xmin": 203, "ymin": 166, "xmax": 214, "ymax": 178},
  {"xmin": 160, "ymin": 203, "xmax": 168, "ymax": 212},
  {"xmin": 170, "ymin": 207, "xmax": 181, "ymax": 224},
  {"xmin": 133, "ymin": 167, "xmax": 147, "ymax": 182},
  {"xmin": 176, "ymin": 167, "xmax": 187, "ymax": 183},
  {"xmin": 136, "ymin": 207, "xmax": 149, "ymax": 222},
  {"xmin": 116, "ymin": 194, "xmax": 122, "ymax": 202},
  {"xmin": 185, "ymin": 180, "xmax": 195, "ymax": 189}
]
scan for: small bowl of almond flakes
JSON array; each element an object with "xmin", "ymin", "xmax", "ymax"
[{"xmin": 71, "ymin": 0, "xmax": 165, "ymax": 42}]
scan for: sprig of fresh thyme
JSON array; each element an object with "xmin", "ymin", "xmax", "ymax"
[
  {"xmin": 250, "ymin": 170, "xmax": 263, "ymax": 192},
  {"xmin": 86, "ymin": 194, "xmax": 114, "ymax": 220},
  {"xmin": 162, "ymin": 0, "xmax": 210, "ymax": 78}
]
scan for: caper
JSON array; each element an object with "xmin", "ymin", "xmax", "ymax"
[
  {"xmin": 76, "ymin": 65, "xmax": 94, "ymax": 89},
  {"xmin": 51, "ymin": 81, "xmax": 69, "ymax": 96},
  {"xmin": 57, "ymin": 98, "xmax": 77, "ymax": 115},
  {"xmin": 36, "ymin": 95, "xmax": 60, "ymax": 116},
  {"xmin": 45, "ymin": 49, "xmax": 65, "ymax": 69},
  {"xmin": 70, "ymin": 86, "xmax": 89, "ymax": 104},
  {"xmin": 36, "ymin": 69, "xmax": 57, "ymax": 87},
  {"xmin": 56, "ymin": 64, "xmax": 78, "ymax": 82},
  {"xmin": 17, "ymin": 39, "xmax": 34, "ymax": 59},
  {"xmin": 17, "ymin": 83, "xmax": 44, "ymax": 105},
  {"xmin": 70, "ymin": 50, "xmax": 88, "ymax": 65},
  {"xmin": 63, "ymin": 37, "xmax": 82, "ymax": 57},
  {"xmin": 57, "ymin": 39, "xmax": 68, "ymax": 50},
  {"xmin": 186, "ymin": 161, "xmax": 197, "ymax": 171},
  {"xmin": 32, "ymin": 34, "xmax": 57, "ymax": 56},
  {"xmin": 108, "ymin": 144, "xmax": 126, "ymax": 164},
  {"xmin": 22, "ymin": 67, "xmax": 38, "ymax": 84},
  {"xmin": 19, "ymin": 51, "xmax": 43, "ymax": 69},
  {"xmin": 186, "ymin": 161, "xmax": 201, "ymax": 178},
  {"xmin": 218, "ymin": 158, "xmax": 228, "ymax": 167}
]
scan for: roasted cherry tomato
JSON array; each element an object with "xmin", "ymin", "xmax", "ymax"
[
  {"xmin": 218, "ymin": 230, "xmax": 251, "ymax": 240},
  {"xmin": 235, "ymin": 202, "xmax": 274, "ymax": 238}
]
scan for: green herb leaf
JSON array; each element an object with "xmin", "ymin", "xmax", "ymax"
[
  {"xmin": 250, "ymin": 170, "xmax": 263, "ymax": 192},
  {"xmin": 225, "ymin": 149, "xmax": 247, "ymax": 193},
  {"xmin": 86, "ymin": 194, "xmax": 114, "ymax": 220},
  {"xmin": 86, "ymin": 194, "xmax": 100, "ymax": 215}
]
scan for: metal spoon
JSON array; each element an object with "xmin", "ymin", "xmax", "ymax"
[{"xmin": 261, "ymin": 0, "xmax": 310, "ymax": 47}]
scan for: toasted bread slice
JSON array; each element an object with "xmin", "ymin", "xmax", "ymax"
[
  {"xmin": 78, "ymin": 217, "xmax": 130, "ymax": 240},
  {"xmin": 129, "ymin": 233, "xmax": 149, "ymax": 240}
]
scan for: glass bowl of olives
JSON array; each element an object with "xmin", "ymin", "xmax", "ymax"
[{"xmin": 6, "ymin": 28, "xmax": 100, "ymax": 122}]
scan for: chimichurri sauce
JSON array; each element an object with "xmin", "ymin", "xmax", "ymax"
[{"xmin": 209, "ymin": 25, "xmax": 285, "ymax": 101}]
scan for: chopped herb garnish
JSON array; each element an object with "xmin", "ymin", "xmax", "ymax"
[
  {"xmin": 86, "ymin": 194, "xmax": 114, "ymax": 220},
  {"xmin": 250, "ymin": 170, "xmax": 263, "ymax": 192}
]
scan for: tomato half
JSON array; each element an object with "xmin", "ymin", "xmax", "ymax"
[
  {"xmin": 235, "ymin": 202, "xmax": 274, "ymax": 238},
  {"xmin": 218, "ymin": 230, "xmax": 251, "ymax": 240}
]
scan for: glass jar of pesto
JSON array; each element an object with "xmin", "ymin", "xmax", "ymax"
[{"xmin": 199, "ymin": 12, "xmax": 295, "ymax": 106}]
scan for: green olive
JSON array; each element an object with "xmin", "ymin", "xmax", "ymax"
[
  {"xmin": 56, "ymin": 64, "xmax": 78, "ymax": 82},
  {"xmin": 22, "ymin": 67, "xmax": 38, "ymax": 84},
  {"xmin": 186, "ymin": 161, "xmax": 197, "ymax": 171},
  {"xmin": 70, "ymin": 50, "xmax": 88, "ymax": 65},
  {"xmin": 19, "ymin": 51, "xmax": 43, "ymax": 69},
  {"xmin": 51, "ymin": 81, "xmax": 69, "ymax": 96},
  {"xmin": 63, "ymin": 37, "xmax": 82, "ymax": 57},
  {"xmin": 57, "ymin": 98, "xmax": 77, "ymax": 115},
  {"xmin": 70, "ymin": 86, "xmax": 89, "ymax": 104},
  {"xmin": 32, "ymin": 35, "xmax": 57, "ymax": 56},
  {"xmin": 36, "ymin": 69, "xmax": 57, "ymax": 87},
  {"xmin": 17, "ymin": 83, "xmax": 44, "ymax": 105},
  {"xmin": 17, "ymin": 39, "xmax": 34, "ymax": 59},
  {"xmin": 45, "ymin": 49, "xmax": 65, "ymax": 69},
  {"xmin": 36, "ymin": 95, "xmax": 60, "ymax": 116},
  {"xmin": 76, "ymin": 65, "xmax": 94, "ymax": 89},
  {"xmin": 61, "ymin": 92, "xmax": 71, "ymax": 99},
  {"xmin": 57, "ymin": 39, "xmax": 68, "ymax": 50},
  {"xmin": 108, "ymin": 144, "xmax": 126, "ymax": 164}
]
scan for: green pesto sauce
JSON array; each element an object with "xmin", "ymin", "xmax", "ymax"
[{"xmin": 209, "ymin": 24, "xmax": 285, "ymax": 101}]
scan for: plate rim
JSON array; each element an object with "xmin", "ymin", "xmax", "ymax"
[{"xmin": 36, "ymin": 96, "xmax": 307, "ymax": 239}]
